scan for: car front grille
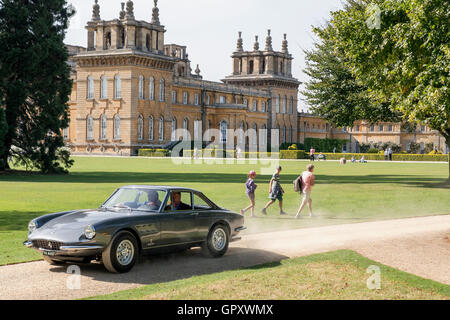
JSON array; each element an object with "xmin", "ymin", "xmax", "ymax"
[{"xmin": 32, "ymin": 240, "xmax": 63, "ymax": 251}]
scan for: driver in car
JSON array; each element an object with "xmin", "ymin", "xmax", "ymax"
[{"xmin": 166, "ymin": 192, "xmax": 191, "ymax": 211}]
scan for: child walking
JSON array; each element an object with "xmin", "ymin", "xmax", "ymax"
[
  {"xmin": 262, "ymin": 166, "xmax": 287, "ymax": 215},
  {"xmin": 241, "ymin": 171, "xmax": 258, "ymax": 217}
]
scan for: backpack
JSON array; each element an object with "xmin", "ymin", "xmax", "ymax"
[{"xmin": 293, "ymin": 175, "xmax": 303, "ymax": 193}]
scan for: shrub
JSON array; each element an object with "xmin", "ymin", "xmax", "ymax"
[
  {"xmin": 367, "ymin": 148, "xmax": 379, "ymax": 154},
  {"xmin": 304, "ymin": 138, "xmax": 348, "ymax": 153},
  {"xmin": 280, "ymin": 150, "xmax": 307, "ymax": 159},
  {"xmin": 288, "ymin": 144, "xmax": 298, "ymax": 150},
  {"xmin": 322, "ymin": 153, "xmax": 448, "ymax": 162},
  {"xmin": 138, "ymin": 149, "xmax": 170, "ymax": 157}
]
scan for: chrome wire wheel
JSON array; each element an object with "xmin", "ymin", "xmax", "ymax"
[
  {"xmin": 212, "ymin": 228, "xmax": 227, "ymax": 251},
  {"xmin": 116, "ymin": 239, "xmax": 135, "ymax": 266}
]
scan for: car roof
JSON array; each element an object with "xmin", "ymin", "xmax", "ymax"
[{"xmin": 119, "ymin": 185, "xmax": 203, "ymax": 193}]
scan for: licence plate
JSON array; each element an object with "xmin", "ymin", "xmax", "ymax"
[{"xmin": 43, "ymin": 251, "xmax": 56, "ymax": 257}]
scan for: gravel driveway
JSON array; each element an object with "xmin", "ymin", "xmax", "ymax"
[{"xmin": 0, "ymin": 215, "xmax": 449, "ymax": 300}]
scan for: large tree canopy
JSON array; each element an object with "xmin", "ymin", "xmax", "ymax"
[{"xmin": 0, "ymin": 0, "xmax": 75, "ymax": 173}]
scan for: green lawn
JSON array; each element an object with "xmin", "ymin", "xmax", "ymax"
[
  {"xmin": 0, "ymin": 157, "xmax": 449, "ymax": 266},
  {"xmin": 86, "ymin": 250, "xmax": 450, "ymax": 300}
]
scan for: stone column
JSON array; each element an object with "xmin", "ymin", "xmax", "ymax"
[
  {"xmin": 111, "ymin": 24, "xmax": 119, "ymax": 49},
  {"xmin": 87, "ymin": 28, "xmax": 95, "ymax": 51}
]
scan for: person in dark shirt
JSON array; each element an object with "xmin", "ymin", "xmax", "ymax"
[{"xmin": 166, "ymin": 192, "xmax": 191, "ymax": 211}]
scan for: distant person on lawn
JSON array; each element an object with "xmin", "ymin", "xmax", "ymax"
[
  {"xmin": 388, "ymin": 148, "xmax": 393, "ymax": 161},
  {"xmin": 262, "ymin": 166, "xmax": 287, "ymax": 215},
  {"xmin": 241, "ymin": 171, "xmax": 258, "ymax": 217},
  {"xmin": 384, "ymin": 149, "xmax": 388, "ymax": 161},
  {"xmin": 310, "ymin": 148, "xmax": 316, "ymax": 161},
  {"xmin": 296, "ymin": 164, "xmax": 316, "ymax": 219}
]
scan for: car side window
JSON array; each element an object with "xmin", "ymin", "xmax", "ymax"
[
  {"xmin": 193, "ymin": 193, "xmax": 212, "ymax": 211},
  {"xmin": 164, "ymin": 191, "xmax": 193, "ymax": 212}
]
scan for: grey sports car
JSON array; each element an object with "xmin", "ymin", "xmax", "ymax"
[{"xmin": 24, "ymin": 186, "xmax": 246, "ymax": 273}]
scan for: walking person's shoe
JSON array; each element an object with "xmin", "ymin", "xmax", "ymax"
[
  {"xmin": 240, "ymin": 209, "xmax": 245, "ymax": 215},
  {"xmin": 295, "ymin": 214, "xmax": 301, "ymax": 219},
  {"xmin": 280, "ymin": 211, "xmax": 288, "ymax": 215},
  {"xmin": 309, "ymin": 213, "xmax": 316, "ymax": 218},
  {"xmin": 261, "ymin": 208, "xmax": 267, "ymax": 215}
]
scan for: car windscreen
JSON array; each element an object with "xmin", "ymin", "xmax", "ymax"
[{"xmin": 102, "ymin": 188, "xmax": 167, "ymax": 212}]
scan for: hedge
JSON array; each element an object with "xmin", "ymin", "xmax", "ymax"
[
  {"xmin": 322, "ymin": 153, "xmax": 448, "ymax": 162},
  {"xmin": 138, "ymin": 149, "xmax": 170, "ymax": 157},
  {"xmin": 182, "ymin": 150, "xmax": 307, "ymax": 160}
]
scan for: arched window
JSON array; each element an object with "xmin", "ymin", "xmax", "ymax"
[
  {"xmin": 101, "ymin": 76, "xmax": 107, "ymax": 99},
  {"xmin": 171, "ymin": 118, "xmax": 177, "ymax": 141},
  {"xmin": 220, "ymin": 121, "xmax": 227, "ymax": 144},
  {"xmin": 289, "ymin": 97, "xmax": 294, "ymax": 114},
  {"xmin": 114, "ymin": 115, "xmax": 120, "ymax": 140},
  {"xmin": 159, "ymin": 117, "xmax": 164, "ymax": 141},
  {"xmin": 183, "ymin": 118, "xmax": 189, "ymax": 140},
  {"xmin": 100, "ymin": 115, "xmax": 107, "ymax": 140},
  {"xmin": 262, "ymin": 101, "xmax": 266, "ymax": 112},
  {"xmin": 282, "ymin": 126, "xmax": 286, "ymax": 143},
  {"xmin": 289, "ymin": 126, "xmax": 293, "ymax": 143},
  {"xmin": 138, "ymin": 115, "xmax": 143, "ymax": 140},
  {"xmin": 276, "ymin": 95, "xmax": 280, "ymax": 113},
  {"xmin": 252, "ymin": 124, "xmax": 258, "ymax": 145},
  {"xmin": 283, "ymin": 96, "xmax": 287, "ymax": 114},
  {"xmin": 159, "ymin": 79, "xmax": 165, "ymax": 102},
  {"xmin": 183, "ymin": 92, "xmax": 188, "ymax": 105},
  {"xmin": 149, "ymin": 77, "xmax": 155, "ymax": 101},
  {"xmin": 148, "ymin": 116, "xmax": 154, "ymax": 141},
  {"xmin": 249, "ymin": 60, "xmax": 254, "ymax": 74},
  {"xmin": 114, "ymin": 75, "xmax": 121, "ymax": 99},
  {"xmin": 253, "ymin": 100, "xmax": 257, "ymax": 112},
  {"xmin": 86, "ymin": 115, "xmax": 94, "ymax": 140},
  {"xmin": 138, "ymin": 76, "xmax": 144, "ymax": 100},
  {"xmin": 87, "ymin": 76, "xmax": 94, "ymax": 99}
]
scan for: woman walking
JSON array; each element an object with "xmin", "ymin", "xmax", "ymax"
[
  {"xmin": 241, "ymin": 171, "xmax": 258, "ymax": 217},
  {"xmin": 296, "ymin": 164, "xmax": 316, "ymax": 219},
  {"xmin": 262, "ymin": 166, "xmax": 287, "ymax": 215}
]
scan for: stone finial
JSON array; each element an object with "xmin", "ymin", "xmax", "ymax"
[
  {"xmin": 119, "ymin": 2, "xmax": 126, "ymax": 20},
  {"xmin": 151, "ymin": 0, "xmax": 160, "ymax": 25},
  {"xmin": 195, "ymin": 64, "xmax": 201, "ymax": 76},
  {"xmin": 236, "ymin": 31, "xmax": 243, "ymax": 52},
  {"xmin": 254, "ymin": 36, "xmax": 259, "ymax": 51},
  {"xmin": 265, "ymin": 29, "xmax": 273, "ymax": 51},
  {"xmin": 92, "ymin": 0, "xmax": 100, "ymax": 21},
  {"xmin": 282, "ymin": 33, "xmax": 289, "ymax": 53},
  {"xmin": 126, "ymin": 0, "xmax": 135, "ymax": 20}
]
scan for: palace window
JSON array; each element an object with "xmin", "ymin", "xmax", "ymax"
[
  {"xmin": 171, "ymin": 91, "xmax": 177, "ymax": 104},
  {"xmin": 149, "ymin": 77, "xmax": 155, "ymax": 100},
  {"xmin": 219, "ymin": 96, "xmax": 226, "ymax": 104},
  {"xmin": 282, "ymin": 126, "xmax": 286, "ymax": 143},
  {"xmin": 171, "ymin": 118, "xmax": 177, "ymax": 141},
  {"xmin": 243, "ymin": 98, "xmax": 248, "ymax": 106},
  {"xmin": 183, "ymin": 92, "xmax": 188, "ymax": 105},
  {"xmin": 138, "ymin": 115, "xmax": 144, "ymax": 140},
  {"xmin": 100, "ymin": 115, "xmax": 107, "ymax": 140},
  {"xmin": 388, "ymin": 125, "xmax": 393, "ymax": 132},
  {"xmin": 283, "ymin": 96, "xmax": 287, "ymax": 114},
  {"xmin": 101, "ymin": 76, "xmax": 107, "ymax": 99},
  {"xmin": 149, "ymin": 116, "xmax": 154, "ymax": 141},
  {"xmin": 114, "ymin": 115, "xmax": 120, "ymax": 140},
  {"xmin": 194, "ymin": 120, "xmax": 201, "ymax": 141},
  {"xmin": 86, "ymin": 116, "xmax": 94, "ymax": 140},
  {"xmin": 289, "ymin": 97, "xmax": 294, "ymax": 114},
  {"xmin": 206, "ymin": 94, "xmax": 211, "ymax": 105},
  {"xmin": 370, "ymin": 125, "xmax": 374, "ymax": 132},
  {"xmin": 253, "ymin": 101, "xmax": 257, "ymax": 112},
  {"xmin": 262, "ymin": 101, "xmax": 266, "ymax": 112},
  {"xmin": 289, "ymin": 126, "xmax": 293, "ymax": 143},
  {"xmin": 356, "ymin": 125, "xmax": 360, "ymax": 132},
  {"xmin": 194, "ymin": 94, "xmax": 199, "ymax": 106},
  {"xmin": 159, "ymin": 79, "xmax": 165, "ymax": 102},
  {"xmin": 239, "ymin": 122, "xmax": 244, "ymax": 145},
  {"xmin": 260, "ymin": 124, "xmax": 267, "ymax": 146},
  {"xmin": 379, "ymin": 125, "xmax": 384, "ymax": 132},
  {"xmin": 114, "ymin": 75, "xmax": 121, "ymax": 99},
  {"xmin": 276, "ymin": 96, "xmax": 280, "ymax": 113},
  {"xmin": 220, "ymin": 121, "xmax": 227, "ymax": 144},
  {"xmin": 159, "ymin": 116, "xmax": 164, "ymax": 141},
  {"xmin": 139, "ymin": 76, "xmax": 144, "ymax": 100},
  {"xmin": 87, "ymin": 76, "xmax": 94, "ymax": 99}
]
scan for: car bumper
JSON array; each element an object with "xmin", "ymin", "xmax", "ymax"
[{"xmin": 23, "ymin": 241, "xmax": 104, "ymax": 257}]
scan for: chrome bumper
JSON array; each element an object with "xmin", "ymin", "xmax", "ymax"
[
  {"xmin": 23, "ymin": 241, "xmax": 103, "ymax": 255},
  {"xmin": 235, "ymin": 226, "xmax": 247, "ymax": 232}
]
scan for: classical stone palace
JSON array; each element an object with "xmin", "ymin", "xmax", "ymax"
[{"xmin": 65, "ymin": 0, "xmax": 448, "ymax": 155}]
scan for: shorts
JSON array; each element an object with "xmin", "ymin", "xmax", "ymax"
[
  {"xmin": 269, "ymin": 190, "xmax": 283, "ymax": 201},
  {"xmin": 302, "ymin": 191, "xmax": 311, "ymax": 202},
  {"xmin": 247, "ymin": 193, "xmax": 255, "ymax": 201}
]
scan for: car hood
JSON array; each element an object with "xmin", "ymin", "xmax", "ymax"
[{"xmin": 28, "ymin": 209, "xmax": 131, "ymax": 243}]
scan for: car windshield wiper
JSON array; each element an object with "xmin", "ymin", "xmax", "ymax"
[{"xmin": 112, "ymin": 204, "xmax": 132, "ymax": 212}]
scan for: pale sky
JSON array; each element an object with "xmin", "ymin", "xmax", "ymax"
[{"xmin": 66, "ymin": 0, "xmax": 344, "ymax": 110}]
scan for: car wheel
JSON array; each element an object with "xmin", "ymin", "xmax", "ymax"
[
  {"xmin": 201, "ymin": 224, "xmax": 229, "ymax": 258},
  {"xmin": 102, "ymin": 231, "xmax": 139, "ymax": 273},
  {"xmin": 43, "ymin": 255, "xmax": 65, "ymax": 265}
]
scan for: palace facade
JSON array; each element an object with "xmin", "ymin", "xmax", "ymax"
[{"xmin": 65, "ymin": 0, "xmax": 448, "ymax": 156}]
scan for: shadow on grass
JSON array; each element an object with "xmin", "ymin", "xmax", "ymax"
[
  {"xmin": 0, "ymin": 171, "xmax": 449, "ymax": 188},
  {"xmin": 0, "ymin": 211, "xmax": 50, "ymax": 232}
]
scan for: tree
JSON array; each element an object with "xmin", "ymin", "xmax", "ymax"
[
  {"xmin": 302, "ymin": 25, "xmax": 400, "ymax": 128},
  {"xmin": 328, "ymin": 0, "xmax": 450, "ymax": 180},
  {"xmin": 0, "ymin": 0, "xmax": 75, "ymax": 173},
  {"xmin": 0, "ymin": 108, "xmax": 8, "ymax": 168}
]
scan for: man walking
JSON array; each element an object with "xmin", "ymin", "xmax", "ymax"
[
  {"xmin": 296, "ymin": 164, "xmax": 316, "ymax": 218},
  {"xmin": 262, "ymin": 166, "xmax": 287, "ymax": 215},
  {"xmin": 310, "ymin": 147, "xmax": 316, "ymax": 161},
  {"xmin": 388, "ymin": 147, "xmax": 393, "ymax": 161}
]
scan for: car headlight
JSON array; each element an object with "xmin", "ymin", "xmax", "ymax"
[
  {"xmin": 28, "ymin": 220, "xmax": 37, "ymax": 233},
  {"xmin": 84, "ymin": 225, "xmax": 96, "ymax": 240}
]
